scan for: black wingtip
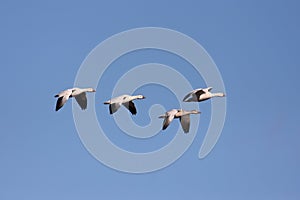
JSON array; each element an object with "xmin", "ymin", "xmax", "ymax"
[
  {"xmin": 130, "ymin": 110, "xmax": 137, "ymax": 115},
  {"xmin": 162, "ymin": 125, "xmax": 168, "ymax": 130},
  {"xmin": 54, "ymin": 94, "xmax": 59, "ymax": 97},
  {"xmin": 55, "ymin": 105, "xmax": 62, "ymax": 111},
  {"xmin": 109, "ymin": 105, "xmax": 113, "ymax": 114},
  {"xmin": 55, "ymin": 96, "xmax": 64, "ymax": 111}
]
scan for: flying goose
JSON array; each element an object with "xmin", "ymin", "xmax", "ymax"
[
  {"xmin": 54, "ymin": 87, "xmax": 96, "ymax": 111},
  {"xmin": 183, "ymin": 87, "xmax": 225, "ymax": 102},
  {"xmin": 159, "ymin": 109, "xmax": 201, "ymax": 133},
  {"xmin": 103, "ymin": 94, "xmax": 146, "ymax": 115}
]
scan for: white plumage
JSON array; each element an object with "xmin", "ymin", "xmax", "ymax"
[
  {"xmin": 183, "ymin": 87, "xmax": 225, "ymax": 102},
  {"xmin": 54, "ymin": 87, "xmax": 96, "ymax": 111},
  {"xmin": 159, "ymin": 109, "xmax": 200, "ymax": 133},
  {"xmin": 104, "ymin": 94, "xmax": 146, "ymax": 115}
]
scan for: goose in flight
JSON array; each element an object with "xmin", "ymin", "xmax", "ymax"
[
  {"xmin": 183, "ymin": 87, "xmax": 225, "ymax": 102},
  {"xmin": 104, "ymin": 94, "xmax": 146, "ymax": 115},
  {"xmin": 54, "ymin": 87, "xmax": 96, "ymax": 111},
  {"xmin": 159, "ymin": 109, "xmax": 200, "ymax": 133}
]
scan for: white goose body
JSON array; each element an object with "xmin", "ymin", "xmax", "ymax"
[
  {"xmin": 104, "ymin": 94, "xmax": 145, "ymax": 115},
  {"xmin": 183, "ymin": 87, "xmax": 225, "ymax": 102},
  {"xmin": 159, "ymin": 109, "xmax": 200, "ymax": 133},
  {"xmin": 54, "ymin": 87, "xmax": 96, "ymax": 111}
]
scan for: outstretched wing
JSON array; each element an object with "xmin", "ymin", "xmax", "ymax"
[
  {"xmin": 182, "ymin": 91, "xmax": 194, "ymax": 101},
  {"xmin": 207, "ymin": 87, "xmax": 213, "ymax": 92},
  {"xmin": 75, "ymin": 92, "xmax": 87, "ymax": 110},
  {"xmin": 183, "ymin": 88, "xmax": 205, "ymax": 101},
  {"xmin": 179, "ymin": 114, "xmax": 190, "ymax": 133},
  {"xmin": 56, "ymin": 95, "xmax": 69, "ymax": 111},
  {"xmin": 123, "ymin": 101, "xmax": 137, "ymax": 115},
  {"xmin": 162, "ymin": 114, "xmax": 175, "ymax": 130},
  {"xmin": 162, "ymin": 110, "xmax": 178, "ymax": 130},
  {"xmin": 55, "ymin": 89, "xmax": 72, "ymax": 111},
  {"xmin": 109, "ymin": 103, "xmax": 121, "ymax": 114}
]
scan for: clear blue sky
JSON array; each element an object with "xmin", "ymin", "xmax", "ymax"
[{"xmin": 1, "ymin": 0, "xmax": 300, "ymax": 199}]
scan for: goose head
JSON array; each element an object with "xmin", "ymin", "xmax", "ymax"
[
  {"xmin": 135, "ymin": 95, "xmax": 146, "ymax": 99},
  {"xmin": 87, "ymin": 88, "xmax": 96, "ymax": 92},
  {"xmin": 190, "ymin": 110, "xmax": 201, "ymax": 114}
]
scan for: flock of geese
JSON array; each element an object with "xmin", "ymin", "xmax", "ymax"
[{"xmin": 54, "ymin": 87, "xmax": 225, "ymax": 133}]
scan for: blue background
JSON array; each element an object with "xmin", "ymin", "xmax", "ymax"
[{"xmin": 1, "ymin": 0, "xmax": 299, "ymax": 199}]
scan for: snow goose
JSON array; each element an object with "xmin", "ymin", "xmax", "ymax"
[
  {"xmin": 183, "ymin": 87, "xmax": 225, "ymax": 102},
  {"xmin": 103, "ymin": 94, "xmax": 146, "ymax": 115},
  {"xmin": 159, "ymin": 109, "xmax": 200, "ymax": 133},
  {"xmin": 54, "ymin": 87, "xmax": 96, "ymax": 111}
]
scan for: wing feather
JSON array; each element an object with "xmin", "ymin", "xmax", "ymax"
[
  {"xmin": 182, "ymin": 91, "xmax": 194, "ymax": 101},
  {"xmin": 74, "ymin": 92, "xmax": 87, "ymax": 110},
  {"xmin": 162, "ymin": 114, "xmax": 175, "ymax": 130},
  {"xmin": 56, "ymin": 96, "xmax": 69, "ymax": 111},
  {"xmin": 123, "ymin": 101, "xmax": 137, "ymax": 115},
  {"xmin": 109, "ymin": 103, "xmax": 121, "ymax": 114},
  {"xmin": 55, "ymin": 89, "xmax": 72, "ymax": 111},
  {"xmin": 179, "ymin": 115, "xmax": 190, "ymax": 133}
]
